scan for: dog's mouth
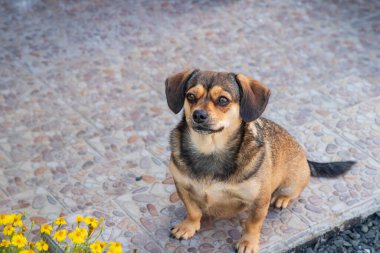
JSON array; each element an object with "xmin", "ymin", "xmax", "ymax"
[{"xmin": 192, "ymin": 124, "xmax": 224, "ymax": 134}]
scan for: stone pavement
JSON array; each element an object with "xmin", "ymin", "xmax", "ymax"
[{"xmin": 0, "ymin": 0, "xmax": 379, "ymax": 252}]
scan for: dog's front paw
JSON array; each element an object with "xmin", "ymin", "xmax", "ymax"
[
  {"xmin": 236, "ymin": 234, "xmax": 260, "ymax": 253},
  {"xmin": 171, "ymin": 218, "xmax": 200, "ymax": 240}
]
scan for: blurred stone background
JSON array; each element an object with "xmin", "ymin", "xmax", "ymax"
[{"xmin": 0, "ymin": 0, "xmax": 379, "ymax": 252}]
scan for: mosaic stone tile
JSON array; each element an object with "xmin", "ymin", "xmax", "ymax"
[
  {"xmin": 0, "ymin": 147, "xmax": 11, "ymax": 169},
  {"xmin": 0, "ymin": 187, "xmax": 67, "ymax": 224},
  {"xmin": 42, "ymin": 150, "xmax": 166, "ymax": 211},
  {"xmin": 317, "ymin": 76, "xmax": 380, "ymax": 109},
  {"xmin": 323, "ymin": 97, "xmax": 380, "ymax": 163},
  {"xmin": 352, "ymin": 13, "xmax": 380, "ymax": 49},
  {"xmin": 263, "ymin": 89, "xmax": 340, "ymax": 127},
  {"xmin": 0, "ymin": 57, "xmax": 100, "ymax": 139},
  {"xmin": 263, "ymin": 76, "xmax": 380, "ymax": 129},
  {"xmin": 0, "ymin": 0, "xmax": 67, "ymax": 65},
  {"xmin": 121, "ymin": 31, "xmax": 225, "ymax": 96},
  {"xmin": 0, "ymin": 86, "xmax": 56, "ymax": 136},
  {"xmin": 290, "ymin": 28, "xmax": 378, "ymax": 82},
  {"xmin": 172, "ymin": 17, "xmax": 280, "ymax": 70},
  {"xmin": 0, "ymin": 137, "xmax": 103, "ymax": 196},
  {"xmin": 0, "ymin": 187, "xmax": 8, "ymax": 200},
  {"xmin": 231, "ymin": 0, "xmax": 338, "ymax": 47},
  {"xmin": 301, "ymin": 0, "xmax": 380, "ymax": 24},
  {"xmin": 0, "ymin": 115, "xmax": 99, "ymax": 161},
  {"xmin": 0, "ymin": 65, "xmax": 40, "ymax": 97}
]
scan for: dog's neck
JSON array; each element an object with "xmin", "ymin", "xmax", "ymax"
[
  {"xmin": 188, "ymin": 120, "xmax": 242, "ymax": 155},
  {"xmin": 178, "ymin": 118, "xmax": 245, "ymax": 180}
]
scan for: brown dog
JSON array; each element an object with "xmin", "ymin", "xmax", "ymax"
[{"xmin": 165, "ymin": 70, "xmax": 354, "ymax": 253}]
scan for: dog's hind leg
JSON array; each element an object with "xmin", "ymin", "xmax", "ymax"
[
  {"xmin": 270, "ymin": 187, "xmax": 296, "ymax": 209},
  {"xmin": 271, "ymin": 158, "xmax": 311, "ymax": 209}
]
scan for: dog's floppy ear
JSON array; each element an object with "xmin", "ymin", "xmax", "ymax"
[
  {"xmin": 234, "ymin": 73, "xmax": 271, "ymax": 122},
  {"xmin": 165, "ymin": 69, "xmax": 199, "ymax": 114}
]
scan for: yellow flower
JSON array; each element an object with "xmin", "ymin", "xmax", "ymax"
[
  {"xmin": 3, "ymin": 225, "xmax": 15, "ymax": 236},
  {"xmin": 55, "ymin": 217, "xmax": 67, "ymax": 226},
  {"xmin": 29, "ymin": 241, "xmax": 35, "ymax": 248},
  {"xmin": 36, "ymin": 239, "xmax": 49, "ymax": 251},
  {"xmin": 7, "ymin": 214, "xmax": 15, "ymax": 222},
  {"xmin": 13, "ymin": 214, "xmax": 23, "ymax": 227},
  {"xmin": 0, "ymin": 239, "xmax": 10, "ymax": 247},
  {"xmin": 53, "ymin": 229, "xmax": 67, "ymax": 242},
  {"xmin": 107, "ymin": 242, "xmax": 122, "ymax": 253},
  {"xmin": 100, "ymin": 242, "xmax": 107, "ymax": 249},
  {"xmin": 40, "ymin": 224, "xmax": 53, "ymax": 235},
  {"xmin": 68, "ymin": 227, "xmax": 88, "ymax": 244},
  {"xmin": 76, "ymin": 215, "xmax": 84, "ymax": 224},
  {"xmin": 11, "ymin": 233, "xmax": 28, "ymax": 248},
  {"xmin": 20, "ymin": 250, "xmax": 35, "ymax": 253},
  {"xmin": 84, "ymin": 216, "xmax": 98, "ymax": 229},
  {"xmin": 22, "ymin": 226, "xmax": 28, "ymax": 232},
  {"xmin": 0, "ymin": 214, "xmax": 8, "ymax": 225},
  {"xmin": 90, "ymin": 241, "xmax": 105, "ymax": 253}
]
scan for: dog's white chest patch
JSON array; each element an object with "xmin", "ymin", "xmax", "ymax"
[{"xmin": 169, "ymin": 160, "xmax": 261, "ymax": 217}]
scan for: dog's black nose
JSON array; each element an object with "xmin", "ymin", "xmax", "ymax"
[{"xmin": 193, "ymin": 110, "xmax": 208, "ymax": 123}]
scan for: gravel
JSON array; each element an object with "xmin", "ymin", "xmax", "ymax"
[{"xmin": 294, "ymin": 212, "xmax": 380, "ymax": 253}]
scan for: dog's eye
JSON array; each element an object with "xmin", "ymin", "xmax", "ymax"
[
  {"xmin": 186, "ymin": 93, "xmax": 197, "ymax": 103},
  {"xmin": 217, "ymin": 96, "xmax": 229, "ymax": 106}
]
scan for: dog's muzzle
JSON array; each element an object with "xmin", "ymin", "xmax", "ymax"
[
  {"xmin": 191, "ymin": 110, "xmax": 224, "ymax": 134},
  {"xmin": 192, "ymin": 110, "xmax": 208, "ymax": 124}
]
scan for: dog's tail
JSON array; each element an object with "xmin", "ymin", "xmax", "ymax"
[{"xmin": 308, "ymin": 160, "xmax": 355, "ymax": 178}]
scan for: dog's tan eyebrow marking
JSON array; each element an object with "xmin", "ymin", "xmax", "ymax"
[
  {"xmin": 209, "ymin": 86, "xmax": 233, "ymax": 101},
  {"xmin": 187, "ymin": 84, "xmax": 205, "ymax": 98}
]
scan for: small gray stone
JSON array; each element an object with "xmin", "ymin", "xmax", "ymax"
[
  {"xmin": 154, "ymin": 228, "xmax": 169, "ymax": 240},
  {"xmin": 151, "ymin": 157, "xmax": 161, "ymax": 166},
  {"xmin": 140, "ymin": 217, "xmax": 156, "ymax": 232},
  {"xmin": 333, "ymin": 182, "xmax": 347, "ymax": 192},
  {"xmin": 361, "ymin": 225, "xmax": 369, "ymax": 233},
  {"xmin": 305, "ymin": 248, "xmax": 315, "ymax": 253},
  {"xmin": 199, "ymin": 243, "xmax": 214, "ymax": 253},
  {"xmin": 132, "ymin": 186, "xmax": 149, "ymax": 194},
  {"xmin": 131, "ymin": 234, "xmax": 150, "ymax": 247},
  {"xmin": 305, "ymin": 204, "xmax": 323, "ymax": 214},
  {"xmin": 349, "ymin": 232, "xmax": 361, "ymax": 240},
  {"xmin": 139, "ymin": 156, "xmax": 151, "ymax": 169},
  {"xmin": 326, "ymin": 144, "xmax": 337, "ymax": 154},
  {"xmin": 227, "ymin": 229, "xmax": 240, "ymax": 240},
  {"xmin": 82, "ymin": 160, "xmax": 94, "ymax": 169},
  {"xmin": 174, "ymin": 206, "xmax": 186, "ymax": 218},
  {"xmin": 351, "ymin": 240, "xmax": 359, "ymax": 247},
  {"xmin": 343, "ymin": 241, "xmax": 352, "ymax": 247},
  {"xmin": 32, "ymin": 195, "xmax": 45, "ymax": 209},
  {"xmin": 46, "ymin": 195, "xmax": 57, "ymax": 205},
  {"xmin": 333, "ymin": 239, "xmax": 343, "ymax": 247},
  {"xmin": 112, "ymin": 210, "xmax": 125, "ymax": 217},
  {"xmin": 144, "ymin": 242, "xmax": 162, "ymax": 253},
  {"xmin": 132, "ymin": 194, "xmax": 156, "ymax": 203}
]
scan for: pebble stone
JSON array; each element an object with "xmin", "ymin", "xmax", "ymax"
[{"xmin": 302, "ymin": 213, "xmax": 380, "ymax": 253}]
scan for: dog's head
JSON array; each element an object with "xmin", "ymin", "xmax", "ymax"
[{"xmin": 165, "ymin": 70, "xmax": 271, "ymax": 134}]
